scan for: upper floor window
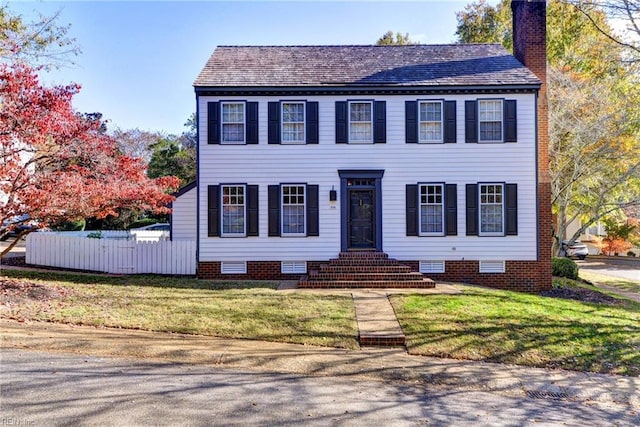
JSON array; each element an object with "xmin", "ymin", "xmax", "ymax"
[
  {"xmin": 281, "ymin": 185, "xmax": 306, "ymax": 236},
  {"xmin": 419, "ymin": 101, "xmax": 443, "ymax": 143},
  {"xmin": 282, "ymin": 102, "xmax": 305, "ymax": 143},
  {"xmin": 221, "ymin": 184, "xmax": 246, "ymax": 236},
  {"xmin": 268, "ymin": 101, "xmax": 318, "ymax": 144},
  {"xmin": 336, "ymin": 100, "xmax": 386, "ymax": 144},
  {"xmin": 479, "ymin": 100, "xmax": 503, "ymax": 142},
  {"xmin": 349, "ymin": 101, "xmax": 373, "ymax": 143},
  {"xmin": 221, "ymin": 102, "xmax": 245, "ymax": 144},
  {"xmin": 465, "ymin": 99, "xmax": 516, "ymax": 144},
  {"xmin": 479, "ymin": 183, "xmax": 504, "ymax": 235},
  {"xmin": 420, "ymin": 184, "xmax": 444, "ymax": 235}
]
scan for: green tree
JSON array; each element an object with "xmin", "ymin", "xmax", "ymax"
[
  {"xmin": 455, "ymin": 0, "xmax": 512, "ymax": 49},
  {"xmin": 376, "ymin": 30, "xmax": 415, "ymax": 45},
  {"xmin": 147, "ymin": 136, "xmax": 195, "ymax": 186},
  {"xmin": 0, "ymin": 4, "xmax": 80, "ymax": 69},
  {"xmin": 567, "ymin": 0, "xmax": 640, "ymax": 61}
]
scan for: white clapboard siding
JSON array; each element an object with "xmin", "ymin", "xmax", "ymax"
[
  {"xmin": 26, "ymin": 233, "xmax": 196, "ymax": 275},
  {"xmin": 172, "ymin": 186, "xmax": 197, "ymax": 241},
  {"xmin": 196, "ymin": 92, "xmax": 539, "ymax": 262}
]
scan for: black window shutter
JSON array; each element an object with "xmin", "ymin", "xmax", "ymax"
[
  {"xmin": 335, "ymin": 101, "xmax": 347, "ymax": 143},
  {"xmin": 465, "ymin": 100, "xmax": 478, "ymax": 143},
  {"xmin": 207, "ymin": 102, "xmax": 220, "ymax": 144},
  {"xmin": 406, "ymin": 184, "xmax": 418, "ymax": 236},
  {"xmin": 268, "ymin": 102, "xmax": 281, "ymax": 144},
  {"xmin": 306, "ymin": 184, "xmax": 319, "ymax": 236},
  {"xmin": 505, "ymin": 183, "xmax": 518, "ymax": 235},
  {"xmin": 268, "ymin": 185, "xmax": 281, "ymax": 237},
  {"xmin": 444, "ymin": 101, "xmax": 457, "ymax": 143},
  {"xmin": 207, "ymin": 185, "xmax": 220, "ymax": 237},
  {"xmin": 306, "ymin": 102, "xmax": 319, "ymax": 144},
  {"xmin": 466, "ymin": 184, "xmax": 478, "ymax": 236},
  {"xmin": 445, "ymin": 184, "xmax": 458, "ymax": 236},
  {"xmin": 405, "ymin": 101, "xmax": 418, "ymax": 144},
  {"xmin": 504, "ymin": 100, "xmax": 517, "ymax": 143},
  {"xmin": 373, "ymin": 101, "xmax": 386, "ymax": 143},
  {"xmin": 246, "ymin": 102, "xmax": 259, "ymax": 144},
  {"xmin": 247, "ymin": 185, "xmax": 259, "ymax": 236}
]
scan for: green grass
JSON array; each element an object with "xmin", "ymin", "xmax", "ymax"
[
  {"xmin": 4, "ymin": 269, "xmax": 640, "ymax": 375},
  {"xmin": 580, "ymin": 270, "xmax": 640, "ymax": 294},
  {"xmin": 0, "ymin": 270, "xmax": 359, "ymax": 349},
  {"xmin": 391, "ymin": 281, "xmax": 640, "ymax": 376}
]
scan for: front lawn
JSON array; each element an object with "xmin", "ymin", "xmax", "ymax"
[
  {"xmin": 391, "ymin": 281, "xmax": 640, "ymax": 376},
  {"xmin": 0, "ymin": 270, "xmax": 358, "ymax": 349},
  {"xmin": 3, "ymin": 270, "xmax": 639, "ymax": 375}
]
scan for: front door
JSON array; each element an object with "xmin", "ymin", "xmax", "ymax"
[
  {"xmin": 348, "ymin": 189, "xmax": 375, "ymax": 249},
  {"xmin": 339, "ymin": 170, "xmax": 384, "ymax": 252}
]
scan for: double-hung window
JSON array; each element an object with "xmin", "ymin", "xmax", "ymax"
[
  {"xmin": 479, "ymin": 183, "xmax": 504, "ymax": 235},
  {"xmin": 478, "ymin": 100, "xmax": 503, "ymax": 142},
  {"xmin": 349, "ymin": 101, "xmax": 373, "ymax": 143},
  {"xmin": 281, "ymin": 185, "xmax": 306, "ymax": 236},
  {"xmin": 221, "ymin": 185, "xmax": 246, "ymax": 236},
  {"xmin": 221, "ymin": 102, "xmax": 245, "ymax": 144},
  {"xmin": 419, "ymin": 101, "xmax": 443, "ymax": 143},
  {"xmin": 281, "ymin": 102, "xmax": 305, "ymax": 143},
  {"xmin": 419, "ymin": 184, "xmax": 444, "ymax": 235}
]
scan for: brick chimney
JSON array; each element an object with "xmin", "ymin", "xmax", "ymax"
[
  {"xmin": 512, "ymin": 0, "xmax": 547, "ymax": 84},
  {"xmin": 512, "ymin": 0, "xmax": 552, "ymax": 289}
]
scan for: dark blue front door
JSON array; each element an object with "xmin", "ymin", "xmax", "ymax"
[{"xmin": 348, "ymin": 189, "xmax": 375, "ymax": 249}]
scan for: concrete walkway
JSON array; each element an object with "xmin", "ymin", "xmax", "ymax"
[{"xmin": 279, "ymin": 281, "xmax": 461, "ymax": 347}]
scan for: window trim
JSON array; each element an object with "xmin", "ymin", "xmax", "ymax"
[
  {"xmin": 220, "ymin": 184, "xmax": 247, "ymax": 237},
  {"xmin": 478, "ymin": 182, "xmax": 505, "ymax": 236},
  {"xmin": 280, "ymin": 183, "xmax": 307, "ymax": 237},
  {"xmin": 418, "ymin": 100, "xmax": 444, "ymax": 143},
  {"xmin": 220, "ymin": 101, "xmax": 246, "ymax": 144},
  {"xmin": 478, "ymin": 99, "xmax": 504, "ymax": 143},
  {"xmin": 348, "ymin": 100, "xmax": 374, "ymax": 144},
  {"xmin": 281, "ymin": 101, "xmax": 306, "ymax": 144},
  {"xmin": 418, "ymin": 182, "xmax": 445, "ymax": 236}
]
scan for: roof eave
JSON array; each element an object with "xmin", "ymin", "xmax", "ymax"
[{"xmin": 193, "ymin": 83, "xmax": 541, "ymax": 96}]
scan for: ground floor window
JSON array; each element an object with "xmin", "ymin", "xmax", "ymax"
[
  {"xmin": 282, "ymin": 185, "xmax": 306, "ymax": 235},
  {"xmin": 420, "ymin": 184, "xmax": 444, "ymax": 235},
  {"xmin": 480, "ymin": 183, "xmax": 504, "ymax": 235},
  {"xmin": 221, "ymin": 185, "xmax": 245, "ymax": 236}
]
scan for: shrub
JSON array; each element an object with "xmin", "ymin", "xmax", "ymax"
[
  {"xmin": 53, "ymin": 219, "xmax": 86, "ymax": 231},
  {"xmin": 552, "ymin": 257, "xmax": 579, "ymax": 279}
]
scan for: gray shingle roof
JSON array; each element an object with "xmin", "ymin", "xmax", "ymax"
[{"xmin": 194, "ymin": 45, "xmax": 540, "ymax": 88}]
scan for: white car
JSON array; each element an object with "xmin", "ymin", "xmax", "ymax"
[
  {"xmin": 131, "ymin": 223, "xmax": 170, "ymax": 231},
  {"xmin": 562, "ymin": 240, "xmax": 589, "ymax": 260}
]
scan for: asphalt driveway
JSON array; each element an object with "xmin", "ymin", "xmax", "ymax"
[{"xmin": 578, "ymin": 256, "xmax": 640, "ymax": 283}]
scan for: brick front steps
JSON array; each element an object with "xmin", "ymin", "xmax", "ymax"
[{"xmin": 299, "ymin": 251, "xmax": 435, "ymax": 289}]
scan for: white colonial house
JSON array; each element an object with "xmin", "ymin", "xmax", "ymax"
[{"xmin": 172, "ymin": 0, "xmax": 552, "ymax": 291}]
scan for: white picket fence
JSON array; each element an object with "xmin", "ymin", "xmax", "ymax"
[{"xmin": 26, "ymin": 232, "xmax": 196, "ymax": 275}]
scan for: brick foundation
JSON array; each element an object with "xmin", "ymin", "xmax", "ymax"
[
  {"xmin": 198, "ymin": 258, "xmax": 551, "ymax": 292},
  {"xmin": 197, "ymin": 260, "xmax": 328, "ymax": 280}
]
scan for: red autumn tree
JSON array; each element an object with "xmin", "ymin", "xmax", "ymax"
[{"xmin": 0, "ymin": 64, "xmax": 179, "ymax": 255}]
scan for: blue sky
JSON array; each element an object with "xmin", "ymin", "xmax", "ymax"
[{"xmin": 11, "ymin": 1, "xmax": 498, "ymax": 135}]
